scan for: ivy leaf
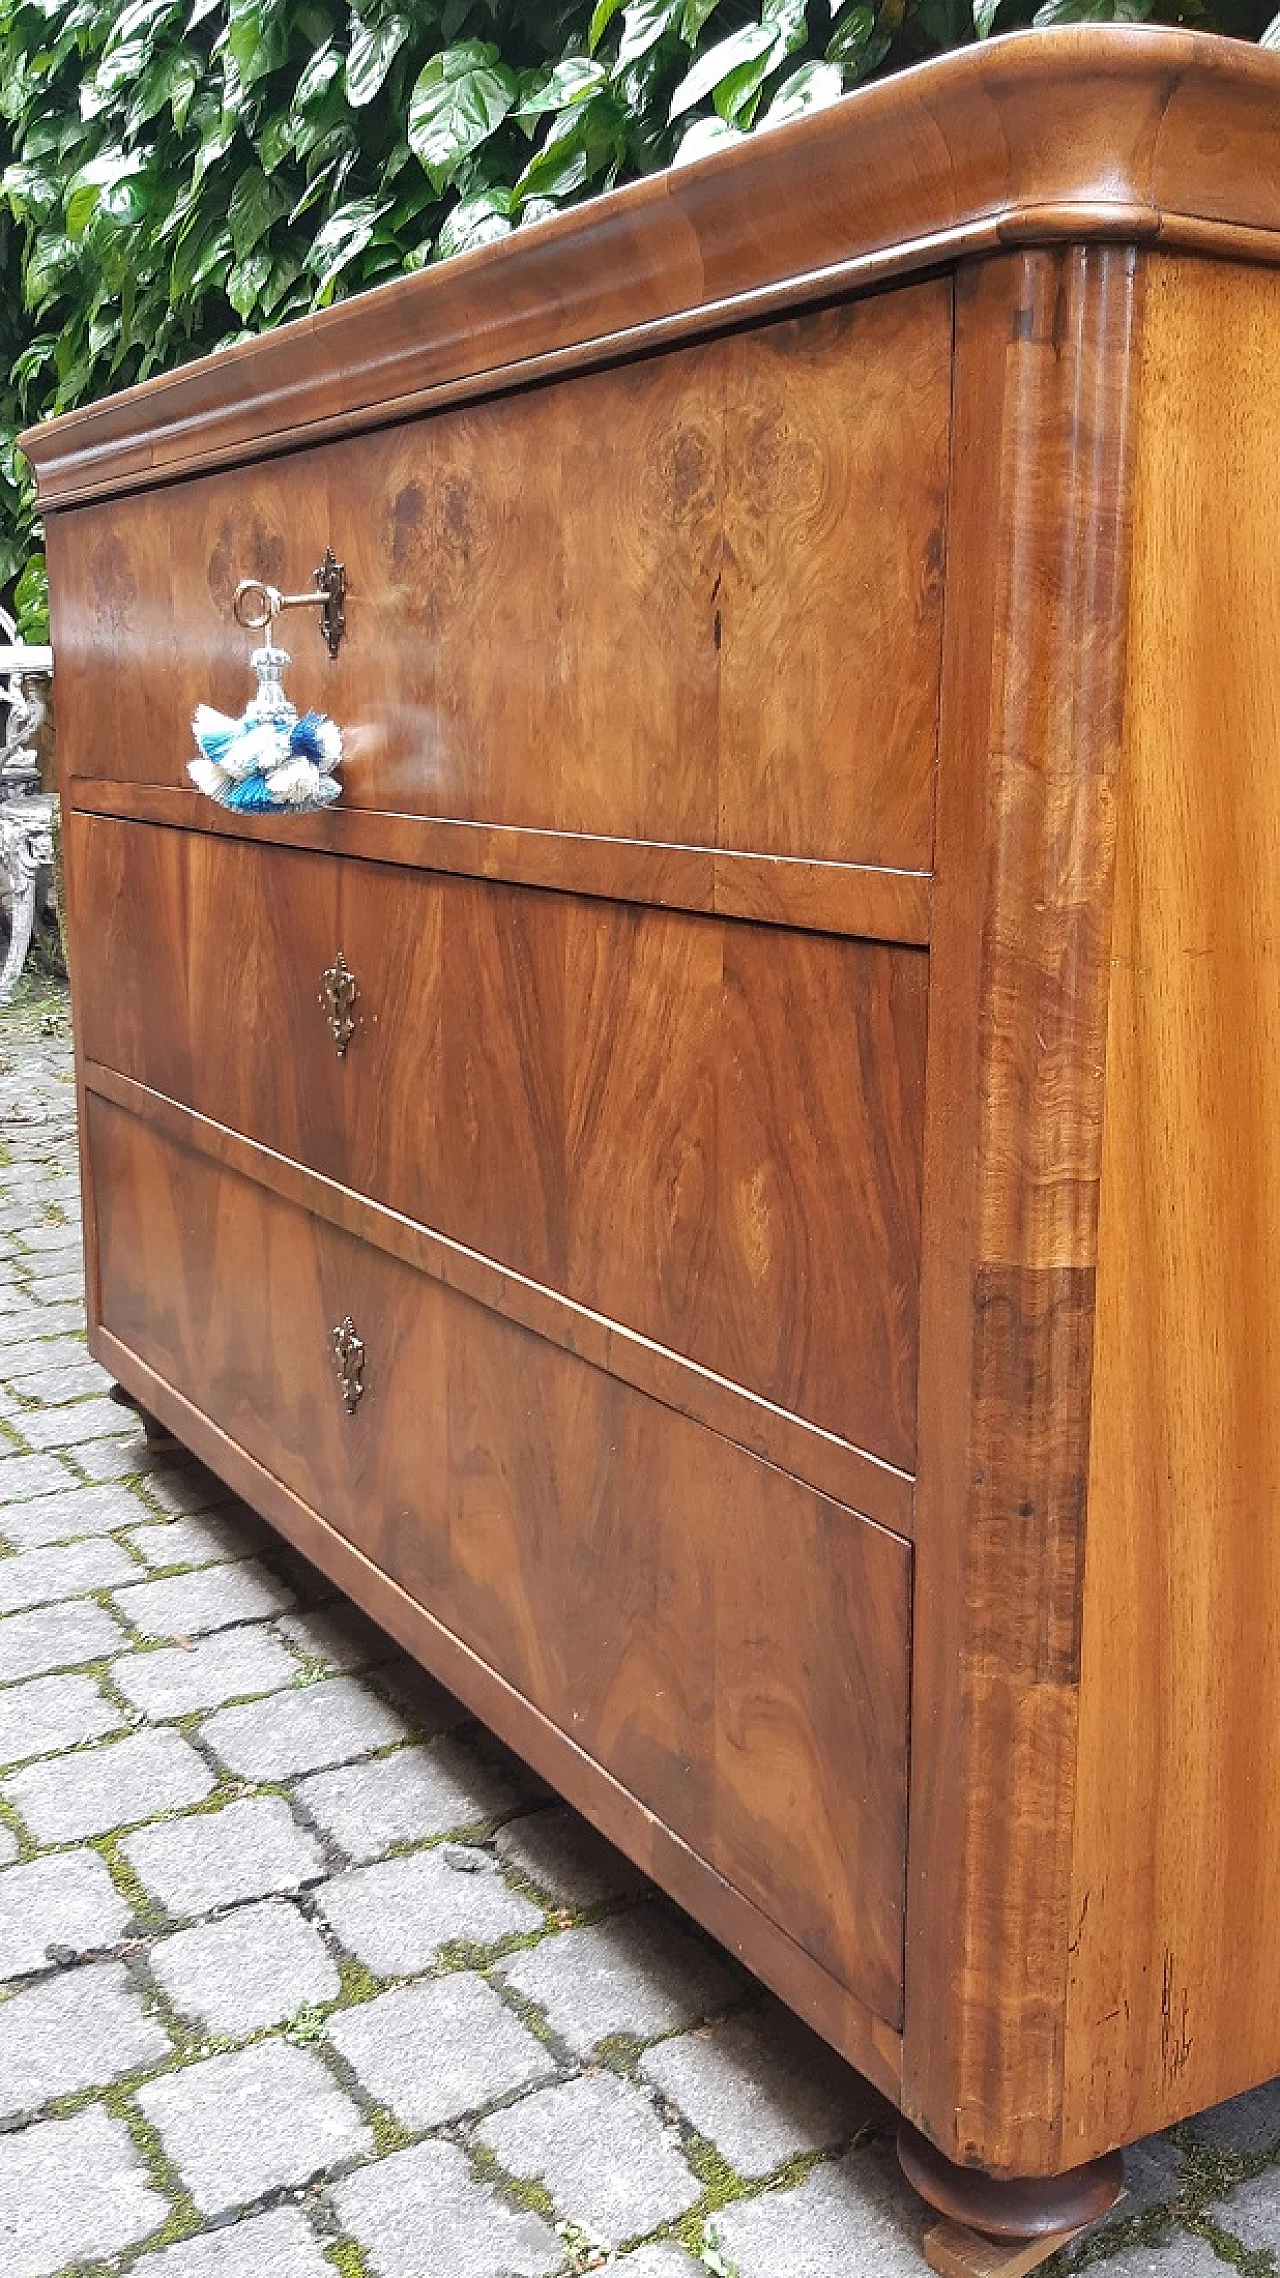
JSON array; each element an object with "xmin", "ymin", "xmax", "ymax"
[
  {"xmin": 587, "ymin": 0, "xmax": 628, "ymax": 49},
  {"xmin": 227, "ymin": 239, "xmax": 272, "ymax": 316},
  {"xmin": 1262, "ymin": 5, "xmax": 1280, "ymax": 40},
  {"xmin": 512, "ymin": 88, "xmax": 626, "ymax": 204},
  {"xmin": 408, "ymin": 43, "xmax": 519, "ymax": 192},
  {"xmin": 515, "ymin": 57, "xmax": 609, "ymax": 121},
  {"xmin": 680, "ymin": 0, "xmax": 725, "ymax": 41},
  {"xmin": 672, "ymin": 110, "xmax": 742, "ymax": 161},
  {"xmin": 228, "ymin": 164, "xmax": 280, "ymax": 258},
  {"xmin": 65, "ymin": 148, "xmax": 147, "ymax": 237},
  {"xmin": 345, "ymin": 12, "xmax": 410, "ymax": 107},
  {"xmin": 668, "ymin": 19, "xmax": 781, "ymax": 121},
  {"xmin": 1031, "ymin": 0, "xmax": 1151, "ymax": 17},
  {"xmin": 971, "ymin": 0, "xmax": 1001, "ymax": 30},
  {"xmin": 13, "ymin": 553, "xmax": 49, "ymax": 644},
  {"xmin": 826, "ymin": 1, "xmax": 890, "ymax": 74},
  {"xmin": 435, "ymin": 183, "xmax": 512, "ymax": 258},
  {"xmin": 295, "ymin": 40, "xmax": 341, "ymax": 105},
  {"xmin": 615, "ymin": 0, "xmax": 682, "ymax": 68},
  {"xmin": 763, "ymin": 55, "xmax": 844, "ymax": 119},
  {"xmin": 306, "ymin": 193, "xmax": 388, "ymax": 295},
  {"xmin": 227, "ymin": 0, "xmax": 288, "ymax": 86}
]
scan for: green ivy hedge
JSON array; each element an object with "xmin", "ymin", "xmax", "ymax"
[{"xmin": 1, "ymin": 0, "xmax": 1277, "ymax": 636}]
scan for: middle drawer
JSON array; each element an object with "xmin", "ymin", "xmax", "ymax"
[{"xmin": 72, "ymin": 814, "xmax": 926, "ymax": 1471}]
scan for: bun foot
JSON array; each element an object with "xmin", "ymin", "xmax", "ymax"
[
  {"xmin": 108, "ymin": 1383, "xmax": 180, "ymax": 1454},
  {"xmin": 898, "ymin": 2120, "xmax": 1124, "ymax": 2242}
]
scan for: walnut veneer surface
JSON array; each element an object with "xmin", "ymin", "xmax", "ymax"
[{"xmin": 29, "ymin": 26, "xmax": 1280, "ymax": 2194}]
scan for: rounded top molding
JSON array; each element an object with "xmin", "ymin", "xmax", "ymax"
[{"xmin": 23, "ymin": 24, "xmax": 1280, "ymax": 506}]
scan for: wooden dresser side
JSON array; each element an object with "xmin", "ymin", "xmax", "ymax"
[
  {"xmin": 905, "ymin": 244, "xmax": 1143, "ymax": 2175},
  {"xmin": 1065, "ymin": 253, "xmax": 1280, "ymax": 2160}
]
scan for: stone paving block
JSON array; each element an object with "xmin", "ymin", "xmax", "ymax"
[
  {"xmin": 3, "ymin": 1359, "xmax": 113, "ymax": 1407},
  {"xmin": 75, "ymin": 1433, "xmax": 148, "ymax": 1481},
  {"xmin": 1082, "ymin": 2243, "xmax": 1230, "ymax": 2276},
  {"xmin": 315, "ymin": 1845, "xmax": 544, "ymax": 1974},
  {"xmin": 1211, "ymin": 2166, "xmax": 1280, "ymax": 2251},
  {"xmin": 277, "ymin": 1601, "xmax": 393, "ymax": 1673},
  {"xmin": 19, "ymin": 1272, "xmax": 85, "ymax": 1308},
  {"xmin": 0, "ymin": 1847, "xmax": 134, "ymax": 1980},
  {"xmin": 495, "ymin": 1805, "xmax": 646, "ymax": 1910},
  {"xmin": 328, "ymin": 1969, "xmax": 555, "ymax": 2125},
  {"xmin": 5, "ymin": 1303, "xmax": 87, "ymax": 1340},
  {"xmin": 0, "ymin": 1452, "xmax": 77, "ymax": 1505},
  {"xmin": 499, "ymin": 1904, "xmax": 738, "ymax": 2054},
  {"xmin": 0, "ymin": 1823, "xmax": 16, "ymax": 1866},
  {"xmin": 0, "ymin": 1334, "xmax": 92, "ymax": 1380},
  {"xmin": 4, "ymin": 1726, "xmax": 215, "ymax": 1841},
  {"xmin": 478, "ymin": 2070, "xmax": 701, "ymax": 2242},
  {"xmin": 0, "ymin": 1596, "xmax": 128, "ymax": 1679},
  {"xmin": 0, "ymin": 1533, "xmax": 139, "ymax": 1614},
  {"xmin": 0, "ymin": 2103, "xmax": 169, "ymax": 2278},
  {"xmin": 151, "ymin": 1897, "xmax": 341, "ymax": 2034},
  {"xmin": 333, "ymin": 2138, "xmax": 561, "ymax": 2278},
  {"xmin": 0, "ymin": 1669, "xmax": 122, "ymax": 1767},
  {"xmin": 13, "ymin": 1224, "xmax": 82, "ymax": 1255},
  {"xmin": 640, "ymin": 2005, "xmax": 885, "ymax": 2176},
  {"xmin": 615, "ymin": 2250, "xmax": 704, "ymax": 2277},
  {"xmin": 713, "ymin": 2143, "xmax": 928, "ymax": 2278},
  {"xmin": 202, "ymin": 1673, "xmax": 408, "ymax": 1780},
  {"xmin": 136, "ymin": 2207, "xmax": 334, "ymax": 2278},
  {"xmin": 17, "ymin": 1396, "xmax": 134, "ymax": 1450},
  {"xmin": 1188, "ymin": 2076, "xmax": 1280, "ymax": 2156},
  {"xmin": 113, "ymin": 1624, "xmax": 302, "ymax": 1719},
  {"xmin": 0, "ymin": 1957, "xmax": 170, "ymax": 2116},
  {"xmin": 114, "ymin": 1558, "xmax": 296, "ymax": 1640},
  {"xmin": 373, "ymin": 1655, "xmax": 470, "ymax": 1735},
  {"xmin": 0, "ymin": 1480, "xmax": 149, "ymax": 1550},
  {"xmin": 137, "ymin": 2038, "xmax": 371, "ymax": 2217},
  {"xmin": 143, "ymin": 1462, "xmax": 233, "ymax": 1517},
  {"xmin": 298, "ymin": 1736, "xmax": 522, "ymax": 1862},
  {"xmin": 127, "ymin": 1508, "xmax": 270, "ymax": 1571},
  {"xmin": 123, "ymin": 1795, "xmax": 327, "ymax": 1916}
]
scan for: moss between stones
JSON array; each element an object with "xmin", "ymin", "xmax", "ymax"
[
  {"xmin": 324, "ymin": 2240, "xmax": 372, "ymax": 2278},
  {"xmin": 100, "ymin": 2084, "xmax": 201, "ymax": 2252},
  {"xmin": 368, "ymin": 2106, "xmax": 414, "ymax": 2159},
  {"xmin": 469, "ymin": 2140, "xmax": 558, "ymax": 2224}
]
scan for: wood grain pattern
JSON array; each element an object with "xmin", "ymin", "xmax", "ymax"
[
  {"xmin": 69, "ymin": 814, "xmax": 927, "ymax": 1470},
  {"xmin": 84, "ymin": 1060, "xmax": 916, "ymax": 1534},
  {"xmin": 50, "ymin": 289, "xmax": 949, "ymax": 874},
  {"xmin": 89, "ymin": 1088, "xmax": 913, "ymax": 2028},
  {"xmin": 1064, "ymin": 255, "xmax": 1280, "ymax": 2159},
  {"xmin": 68, "ymin": 778, "xmax": 934, "ymax": 946},
  {"xmin": 21, "ymin": 32, "xmax": 1280, "ymax": 509},
  {"xmin": 904, "ymin": 245, "xmax": 1142, "ymax": 2176}
]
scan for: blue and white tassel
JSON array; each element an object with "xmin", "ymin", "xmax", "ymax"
[{"xmin": 188, "ymin": 639, "xmax": 343, "ymax": 815}]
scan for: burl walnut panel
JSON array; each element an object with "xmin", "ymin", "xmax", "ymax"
[
  {"xmin": 89, "ymin": 1089, "xmax": 913, "ymax": 2028},
  {"xmin": 70, "ymin": 816, "xmax": 927, "ymax": 1469},
  {"xmin": 51, "ymin": 286, "xmax": 949, "ymax": 872}
]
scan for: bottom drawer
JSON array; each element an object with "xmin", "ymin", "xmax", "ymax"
[{"xmin": 89, "ymin": 1090, "xmax": 912, "ymax": 2029}]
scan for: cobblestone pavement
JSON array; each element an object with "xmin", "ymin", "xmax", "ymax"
[{"xmin": 1, "ymin": 973, "xmax": 1279, "ymax": 2278}]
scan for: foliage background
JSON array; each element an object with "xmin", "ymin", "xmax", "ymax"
[{"xmin": 1, "ymin": 0, "xmax": 1277, "ymax": 637}]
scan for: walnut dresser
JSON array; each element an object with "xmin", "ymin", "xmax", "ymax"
[{"xmin": 26, "ymin": 26, "xmax": 1280, "ymax": 2245}]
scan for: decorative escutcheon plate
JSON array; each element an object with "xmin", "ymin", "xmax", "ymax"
[{"xmin": 331, "ymin": 1315, "xmax": 365, "ymax": 1414}]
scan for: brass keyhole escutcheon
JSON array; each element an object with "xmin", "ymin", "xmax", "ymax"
[
  {"xmin": 332, "ymin": 1315, "xmax": 365, "ymax": 1415},
  {"xmin": 321, "ymin": 951, "xmax": 357, "ymax": 1057}
]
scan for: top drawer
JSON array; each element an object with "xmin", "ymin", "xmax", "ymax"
[{"xmin": 51, "ymin": 279, "xmax": 949, "ymax": 873}]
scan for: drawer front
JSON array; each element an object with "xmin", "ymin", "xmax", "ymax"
[
  {"xmin": 72, "ymin": 816, "xmax": 926, "ymax": 1472},
  {"xmin": 52, "ymin": 281, "xmax": 949, "ymax": 872},
  {"xmin": 90, "ymin": 1092, "xmax": 912, "ymax": 2025}
]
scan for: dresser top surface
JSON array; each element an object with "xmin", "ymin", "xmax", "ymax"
[{"xmin": 23, "ymin": 25, "xmax": 1280, "ymax": 510}]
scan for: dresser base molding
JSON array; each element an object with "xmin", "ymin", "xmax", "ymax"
[
  {"xmin": 898, "ymin": 2124, "xmax": 1124, "ymax": 2241},
  {"xmin": 90, "ymin": 1319, "xmax": 905, "ymax": 2106}
]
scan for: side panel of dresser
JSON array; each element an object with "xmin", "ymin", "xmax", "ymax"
[
  {"xmin": 1064, "ymin": 254, "xmax": 1280, "ymax": 2157},
  {"xmin": 905, "ymin": 245, "xmax": 1143, "ymax": 2175}
]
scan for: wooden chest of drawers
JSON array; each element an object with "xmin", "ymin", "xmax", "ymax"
[{"xmin": 27, "ymin": 26, "xmax": 1280, "ymax": 2240}]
